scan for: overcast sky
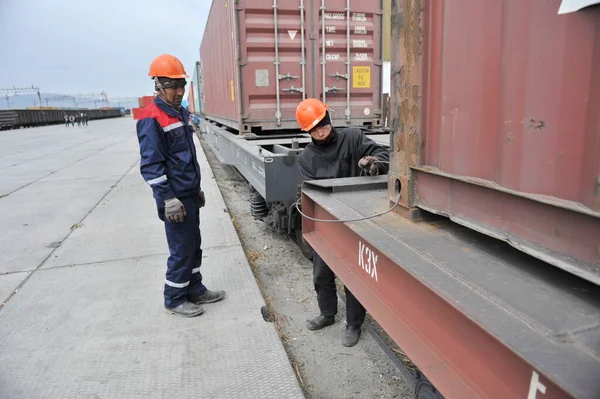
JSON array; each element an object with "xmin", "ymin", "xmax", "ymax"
[{"xmin": 0, "ymin": 0, "xmax": 211, "ymax": 99}]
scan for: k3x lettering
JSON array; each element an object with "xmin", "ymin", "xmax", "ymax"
[{"xmin": 358, "ymin": 241, "xmax": 378, "ymax": 282}]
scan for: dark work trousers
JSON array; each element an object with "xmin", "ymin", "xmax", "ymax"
[
  {"xmin": 313, "ymin": 252, "xmax": 366, "ymax": 327},
  {"xmin": 156, "ymin": 194, "xmax": 207, "ymax": 308}
]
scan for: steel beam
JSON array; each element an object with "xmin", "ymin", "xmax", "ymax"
[{"xmin": 301, "ymin": 179, "xmax": 600, "ymax": 399}]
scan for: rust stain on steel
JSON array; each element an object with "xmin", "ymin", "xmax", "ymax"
[
  {"xmin": 389, "ymin": 0, "xmax": 423, "ymax": 210},
  {"xmin": 527, "ymin": 118, "xmax": 547, "ymax": 130}
]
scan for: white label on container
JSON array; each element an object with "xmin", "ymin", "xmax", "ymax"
[
  {"xmin": 364, "ymin": 108, "xmax": 371, "ymax": 116},
  {"xmin": 325, "ymin": 12, "xmax": 345, "ymax": 20},
  {"xmin": 288, "ymin": 30, "xmax": 297, "ymax": 40},
  {"xmin": 352, "ymin": 13, "xmax": 367, "ymax": 22},
  {"xmin": 255, "ymin": 69, "xmax": 269, "ymax": 87},
  {"xmin": 354, "ymin": 26, "xmax": 367, "ymax": 35},
  {"xmin": 326, "ymin": 53, "xmax": 340, "ymax": 61},
  {"xmin": 354, "ymin": 53, "xmax": 369, "ymax": 61},
  {"xmin": 326, "ymin": 40, "xmax": 335, "ymax": 47},
  {"xmin": 326, "ymin": 26, "xmax": 337, "ymax": 33},
  {"xmin": 352, "ymin": 40, "xmax": 368, "ymax": 48}
]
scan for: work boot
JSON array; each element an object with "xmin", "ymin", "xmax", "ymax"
[
  {"xmin": 342, "ymin": 325, "xmax": 362, "ymax": 347},
  {"xmin": 306, "ymin": 315, "xmax": 335, "ymax": 331},
  {"xmin": 164, "ymin": 301, "xmax": 204, "ymax": 318},
  {"xmin": 188, "ymin": 289, "xmax": 227, "ymax": 304}
]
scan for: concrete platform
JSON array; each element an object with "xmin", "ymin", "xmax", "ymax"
[{"xmin": 0, "ymin": 119, "xmax": 304, "ymax": 399}]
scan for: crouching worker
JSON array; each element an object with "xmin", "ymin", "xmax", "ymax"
[
  {"xmin": 296, "ymin": 98, "xmax": 389, "ymax": 346},
  {"xmin": 136, "ymin": 54, "xmax": 226, "ymax": 317}
]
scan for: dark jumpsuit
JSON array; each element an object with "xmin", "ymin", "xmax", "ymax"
[
  {"xmin": 136, "ymin": 97, "xmax": 207, "ymax": 308},
  {"xmin": 298, "ymin": 127, "xmax": 389, "ymax": 326}
]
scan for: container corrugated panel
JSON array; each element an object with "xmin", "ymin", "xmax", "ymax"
[
  {"xmin": 200, "ymin": 0, "xmax": 384, "ymax": 132},
  {"xmin": 192, "ymin": 61, "xmax": 203, "ymax": 114},
  {"xmin": 390, "ymin": 0, "xmax": 600, "ymax": 284},
  {"xmin": 188, "ymin": 83, "xmax": 196, "ymax": 113}
]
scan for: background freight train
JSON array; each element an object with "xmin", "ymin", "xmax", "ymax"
[{"xmin": 0, "ymin": 108, "xmax": 123, "ymax": 130}]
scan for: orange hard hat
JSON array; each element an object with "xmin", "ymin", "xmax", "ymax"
[
  {"xmin": 296, "ymin": 98, "xmax": 328, "ymax": 131},
  {"xmin": 148, "ymin": 54, "xmax": 189, "ymax": 79}
]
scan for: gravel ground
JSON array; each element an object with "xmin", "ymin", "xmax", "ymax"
[{"xmin": 199, "ymin": 136, "xmax": 413, "ymax": 399}]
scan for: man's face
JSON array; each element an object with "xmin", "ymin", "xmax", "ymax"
[
  {"xmin": 163, "ymin": 86, "xmax": 186, "ymax": 108},
  {"xmin": 309, "ymin": 124, "xmax": 332, "ymax": 141},
  {"xmin": 158, "ymin": 79, "xmax": 186, "ymax": 108}
]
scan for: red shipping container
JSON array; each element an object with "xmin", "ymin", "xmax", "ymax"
[
  {"xmin": 141, "ymin": 96, "xmax": 154, "ymax": 107},
  {"xmin": 390, "ymin": 0, "xmax": 600, "ymax": 284},
  {"xmin": 138, "ymin": 97, "xmax": 145, "ymax": 108},
  {"xmin": 200, "ymin": 0, "xmax": 384, "ymax": 133},
  {"xmin": 132, "ymin": 108, "xmax": 143, "ymax": 121}
]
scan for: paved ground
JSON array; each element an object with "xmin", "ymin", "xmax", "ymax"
[{"xmin": 0, "ymin": 118, "xmax": 303, "ymax": 399}]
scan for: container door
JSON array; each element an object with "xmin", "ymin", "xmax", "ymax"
[
  {"xmin": 238, "ymin": 0, "xmax": 307, "ymax": 131},
  {"xmin": 312, "ymin": 0, "xmax": 383, "ymax": 127}
]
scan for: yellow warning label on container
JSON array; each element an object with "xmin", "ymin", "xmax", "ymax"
[
  {"xmin": 230, "ymin": 80, "xmax": 235, "ymax": 102},
  {"xmin": 352, "ymin": 66, "xmax": 371, "ymax": 89}
]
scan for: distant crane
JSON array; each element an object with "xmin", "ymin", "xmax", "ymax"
[
  {"xmin": 74, "ymin": 91, "xmax": 108, "ymax": 107},
  {"xmin": 44, "ymin": 92, "xmax": 109, "ymax": 108},
  {"xmin": 0, "ymin": 85, "xmax": 42, "ymax": 108},
  {"xmin": 44, "ymin": 94, "xmax": 77, "ymax": 107}
]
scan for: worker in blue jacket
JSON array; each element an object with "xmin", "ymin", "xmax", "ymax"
[{"xmin": 135, "ymin": 54, "xmax": 226, "ymax": 317}]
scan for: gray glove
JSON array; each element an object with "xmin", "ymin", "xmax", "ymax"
[
  {"xmin": 358, "ymin": 156, "xmax": 380, "ymax": 176},
  {"xmin": 164, "ymin": 198, "xmax": 186, "ymax": 223}
]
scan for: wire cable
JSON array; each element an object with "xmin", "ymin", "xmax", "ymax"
[{"xmin": 295, "ymin": 161, "xmax": 401, "ymax": 223}]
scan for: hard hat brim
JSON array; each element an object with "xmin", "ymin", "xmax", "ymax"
[{"xmin": 302, "ymin": 107, "xmax": 328, "ymax": 131}]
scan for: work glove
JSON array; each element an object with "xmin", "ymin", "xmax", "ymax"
[
  {"xmin": 164, "ymin": 198, "xmax": 186, "ymax": 223},
  {"xmin": 199, "ymin": 191, "xmax": 206, "ymax": 208},
  {"xmin": 358, "ymin": 156, "xmax": 380, "ymax": 176}
]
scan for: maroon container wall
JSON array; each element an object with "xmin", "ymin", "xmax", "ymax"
[
  {"xmin": 390, "ymin": 0, "xmax": 600, "ymax": 283},
  {"xmin": 200, "ymin": 0, "xmax": 383, "ymax": 131},
  {"xmin": 200, "ymin": 0, "xmax": 239, "ymax": 125},
  {"xmin": 422, "ymin": 1, "xmax": 600, "ymax": 210}
]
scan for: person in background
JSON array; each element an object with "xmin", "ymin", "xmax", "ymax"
[
  {"xmin": 296, "ymin": 98, "xmax": 389, "ymax": 347},
  {"xmin": 69, "ymin": 115, "xmax": 75, "ymax": 127},
  {"xmin": 135, "ymin": 54, "xmax": 226, "ymax": 317},
  {"xmin": 84, "ymin": 113, "xmax": 88, "ymax": 126},
  {"xmin": 64, "ymin": 114, "xmax": 69, "ymax": 127}
]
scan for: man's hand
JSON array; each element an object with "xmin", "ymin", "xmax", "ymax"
[
  {"xmin": 164, "ymin": 198, "xmax": 186, "ymax": 223},
  {"xmin": 358, "ymin": 156, "xmax": 380, "ymax": 176},
  {"xmin": 199, "ymin": 191, "xmax": 206, "ymax": 208}
]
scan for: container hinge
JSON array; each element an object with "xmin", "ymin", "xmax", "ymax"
[
  {"xmin": 328, "ymin": 72, "xmax": 349, "ymax": 80},
  {"xmin": 281, "ymin": 86, "xmax": 305, "ymax": 94},
  {"xmin": 325, "ymin": 86, "xmax": 344, "ymax": 93},
  {"xmin": 278, "ymin": 72, "xmax": 300, "ymax": 81}
]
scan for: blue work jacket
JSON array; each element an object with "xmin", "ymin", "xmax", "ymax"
[{"xmin": 136, "ymin": 97, "xmax": 201, "ymax": 201}]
